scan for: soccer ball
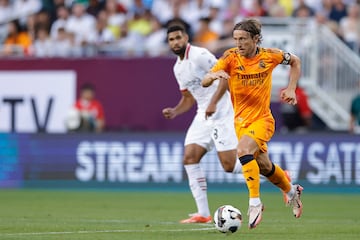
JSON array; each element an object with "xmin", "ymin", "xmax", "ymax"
[{"xmin": 214, "ymin": 205, "xmax": 242, "ymax": 233}]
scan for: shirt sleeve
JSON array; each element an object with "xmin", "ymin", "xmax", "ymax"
[
  {"xmin": 173, "ymin": 67, "xmax": 187, "ymax": 92},
  {"xmin": 210, "ymin": 49, "xmax": 233, "ymax": 73},
  {"xmin": 196, "ymin": 48, "xmax": 218, "ymax": 72},
  {"xmin": 266, "ymin": 48, "xmax": 287, "ymax": 65}
]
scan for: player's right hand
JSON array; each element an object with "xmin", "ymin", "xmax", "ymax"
[
  {"xmin": 216, "ymin": 70, "xmax": 230, "ymax": 80},
  {"xmin": 162, "ymin": 108, "xmax": 176, "ymax": 119}
]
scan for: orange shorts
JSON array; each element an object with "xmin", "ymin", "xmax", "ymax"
[{"xmin": 235, "ymin": 114, "xmax": 275, "ymax": 153}]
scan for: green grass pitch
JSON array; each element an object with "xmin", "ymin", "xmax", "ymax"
[{"xmin": 0, "ymin": 189, "xmax": 359, "ymax": 240}]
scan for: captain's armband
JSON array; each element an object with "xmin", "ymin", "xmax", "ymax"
[{"xmin": 281, "ymin": 52, "xmax": 291, "ymax": 65}]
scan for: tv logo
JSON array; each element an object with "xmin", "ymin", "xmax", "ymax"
[{"xmin": 0, "ymin": 71, "xmax": 76, "ymax": 133}]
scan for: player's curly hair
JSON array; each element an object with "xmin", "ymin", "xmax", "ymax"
[{"xmin": 233, "ymin": 18, "xmax": 263, "ymax": 44}]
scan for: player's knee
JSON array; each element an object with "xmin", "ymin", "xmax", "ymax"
[
  {"xmin": 183, "ymin": 155, "xmax": 200, "ymax": 165},
  {"xmin": 237, "ymin": 148, "xmax": 252, "ymax": 158},
  {"xmin": 222, "ymin": 161, "xmax": 235, "ymax": 172}
]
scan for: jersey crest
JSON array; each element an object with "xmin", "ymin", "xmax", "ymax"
[{"xmin": 259, "ymin": 60, "xmax": 266, "ymax": 69}]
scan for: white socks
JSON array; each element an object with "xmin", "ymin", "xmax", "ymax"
[
  {"xmin": 232, "ymin": 159, "xmax": 242, "ymax": 173},
  {"xmin": 249, "ymin": 197, "xmax": 262, "ymax": 206},
  {"xmin": 184, "ymin": 164, "xmax": 210, "ymax": 217},
  {"xmin": 286, "ymin": 185, "xmax": 296, "ymax": 200}
]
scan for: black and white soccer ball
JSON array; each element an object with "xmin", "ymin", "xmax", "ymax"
[{"xmin": 214, "ymin": 205, "xmax": 242, "ymax": 233}]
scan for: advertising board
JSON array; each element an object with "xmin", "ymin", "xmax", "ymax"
[
  {"xmin": 0, "ymin": 133, "xmax": 358, "ymax": 192},
  {"xmin": 0, "ymin": 71, "xmax": 76, "ymax": 133}
]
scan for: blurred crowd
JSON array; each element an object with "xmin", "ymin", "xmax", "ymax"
[{"xmin": 1, "ymin": 0, "xmax": 360, "ymax": 57}]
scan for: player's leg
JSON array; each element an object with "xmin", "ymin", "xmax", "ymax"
[
  {"xmin": 257, "ymin": 152, "xmax": 292, "ymax": 193},
  {"xmin": 237, "ymin": 135, "xmax": 263, "ymax": 229},
  {"xmin": 257, "ymin": 152, "xmax": 303, "ymax": 218},
  {"xmin": 211, "ymin": 118, "xmax": 240, "ymax": 173},
  {"xmin": 180, "ymin": 115, "xmax": 213, "ymax": 224},
  {"xmin": 217, "ymin": 149, "xmax": 240, "ymax": 173},
  {"xmin": 235, "ymin": 116, "xmax": 276, "ymax": 229},
  {"xmin": 212, "ymin": 120, "xmax": 265, "ymax": 228},
  {"xmin": 180, "ymin": 144, "xmax": 212, "ymax": 223}
]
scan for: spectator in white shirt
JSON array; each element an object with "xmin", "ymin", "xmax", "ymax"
[
  {"xmin": 13, "ymin": 0, "xmax": 42, "ymax": 25},
  {"xmin": 52, "ymin": 27, "xmax": 77, "ymax": 57},
  {"xmin": 94, "ymin": 10, "xmax": 116, "ymax": 47},
  {"xmin": 339, "ymin": 3, "xmax": 360, "ymax": 52},
  {"xmin": 65, "ymin": 2, "xmax": 97, "ymax": 46},
  {"xmin": 0, "ymin": 0, "xmax": 13, "ymax": 24},
  {"xmin": 144, "ymin": 16, "xmax": 167, "ymax": 56},
  {"xmin": 32, "ymin": 26, "xmax": 53, "ymax": 57},
  {"xmin": 50, "ymin": 4, "xmax": 70, "ymax": 40}
]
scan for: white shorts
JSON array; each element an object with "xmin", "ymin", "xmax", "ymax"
[{"xmin": 184, "ymin": 113, "xmax": 238, "ymax": 152}]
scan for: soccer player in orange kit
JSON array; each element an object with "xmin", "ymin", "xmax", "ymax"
[{"xmin": 202, "ymin": 18, "xmax": 303, "ymax": 229}]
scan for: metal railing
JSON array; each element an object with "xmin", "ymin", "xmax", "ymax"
[
  {"xmin": 305, "ymin": 25, "xmax": 360, "ymax": 131},
  {"xmin": 260, "ymin": 17, "xmax": 359, "ymax": 131}
]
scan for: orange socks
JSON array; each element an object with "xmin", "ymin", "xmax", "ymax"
[
  {"xmin": 265, "ymin": 163, "xmax": 291, "ymax": 193},
  {"xmin": 239, "ymin": 155, "xmax": 260, "ymax": 198},
  {"xmin": 239, "ymin": 155, "xmax": 292, "ymax": 198}
]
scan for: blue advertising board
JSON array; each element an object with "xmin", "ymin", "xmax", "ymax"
[{"xmin": 0, "ymin": 133, "xmax": 359, "ymax": 192}]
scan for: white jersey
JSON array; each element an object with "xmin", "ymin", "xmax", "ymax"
[{"xmin": 173, "ymin": 44, "xmax": 233, "ymax": 121}]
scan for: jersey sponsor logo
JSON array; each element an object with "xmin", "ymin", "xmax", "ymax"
[
  {"xmin": 237, "ymin": 72, "xmax": 267, "ymax": 86},
  {"xmin": 238, "ymin": 72, "xmax": 268, "ymax": 80},
  {"xmin": 241, "ymin": 78, "xmax": 265, "ymax": 86}
]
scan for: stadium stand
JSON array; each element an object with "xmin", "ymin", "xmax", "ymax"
[{"xmin": 0, "ymin": 0, "xmax": 358, "ymax": 58}]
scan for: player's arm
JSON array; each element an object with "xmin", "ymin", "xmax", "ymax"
[
  {"xmin": 202, "ymin": 50, "xmax": 231, "ymax": 87},
  {"xmin": 280, "ymin": 53, "xmax": 301, "ymax": 105},
  {"xmin": 205, "ymin": 78, "xmax": 229, "ymax": 119},
  {"xmin": 202, "ymin": 70, "xmax": 229, "ymax": 87},
  {"xmin": 162, "ymin": 90, "xmax": 195, "ymax": 119}
]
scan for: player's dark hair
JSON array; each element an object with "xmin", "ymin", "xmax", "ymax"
[
  {"xmin": 233, "ymin": 18, "xmax": 263, "ymax": 44},
  {"xmin": 167, "ymin": 25, "xmax": 186, "ymax": 35}
]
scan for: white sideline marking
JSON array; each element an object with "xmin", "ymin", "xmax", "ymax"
[
  {"xmin": 0, "ymin": 227, "xmax": 215, "ymax": 237},
  {"xmin": 10, "ymin": 218, "xmax": 184, "ymax": 225},
  {"xmin": 82, "ymin": 219, "xmax": 180, "ymax": 225}
]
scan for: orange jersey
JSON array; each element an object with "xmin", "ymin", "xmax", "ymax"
[{"xmin": 211, "ymin": 47, "xmax": 287, "ymax": 128}]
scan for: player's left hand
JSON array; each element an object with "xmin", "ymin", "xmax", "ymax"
[{"xmin": 280, "ymin": 88, "xmax": 297, "ymax": 105}]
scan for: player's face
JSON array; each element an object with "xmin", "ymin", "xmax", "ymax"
[
  {"xmin": 233, "ymin": 30, "xmax": 258, "ymax": 58},
  {"xmin": 167, "ymin": 30, "xmax": 188, "ymax": 56}
]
